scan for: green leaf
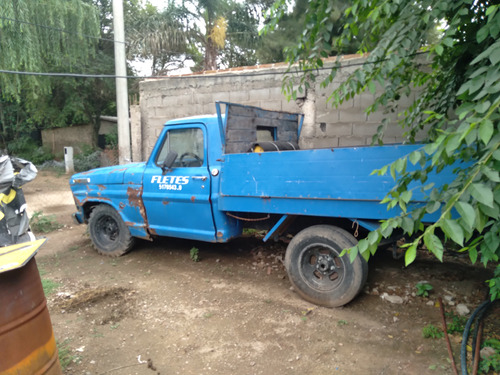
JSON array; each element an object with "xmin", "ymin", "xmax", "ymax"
[
  {"xmin": 401, "ymin": 190, "xmax": 412, "ymax": 203},
  {"xmin": 479, "ymin": 202, "xmax": 499, "ymax": 219},
  {"xmin": 482, "ymin": 165, "xmax": 500, "ymax": 182},
  {"xmin": 435, "ymin": 44, "xmax": 444, "ymax": 56},
  {"xmin": 424, "ymin": 232, "xmax": 444, "ymax": 261},
  {"xmin": 405, "ymin": 243, "xmax": 418, "ymax": 266},
  {"xmin": 446, "ymin": 133, "xmax": 462, "ymax": 155},
  {"xmin": 367, "ymin": 230, "xmax": 381, "ymax": 245},
  {"xmin": 469, "ymin": 247, "xmax": 478, "ymax": 264},
  {"xmin": 475, "ymin": 100, "xmax": 491, "ymax": 114},
  {"xmin": 477, "ymin": 26, "xmax": 490, "ymax": 43},
  {"xmin": 368, "ymin": 80, "xmax": 376, "ymax": 94},
  {"xmin": 455, "ymin": 201, "xmax": 476, "ymax": 229},
  {"xmin": 426, "ymin": 201, "xmax": 441, "ymax": 214},
  {"xmin": 442, "ymin": 37, "xmax": 453, "ymax": 47},
  {"xmin": 402, "ymin": 216, "xmax": 415, "ymax": 235},
  {"xmin": 470, "ymin": 183, "xmax": 494, "ymax": 208},
  {"xmin": 490, "ymin": 45, "xmax": 500, "ymax": 65},
  {"xmin": 349, "ymin": 245, "xmax": 359, "ymax": 263},
  {"xmin": 440, "ymin": 219, "xmax": 464, "ymax": 246},
  {"xmin": 479, "ymin": 119, "xmax": 494, "ymax": 145},
  {"xmin": 409, "ymin": 150, "xmax": 422, "ymax": 165}
]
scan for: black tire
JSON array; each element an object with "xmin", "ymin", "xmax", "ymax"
[
  {"xmin": 285, "ymin": 225, "xmax": 368, "ymax": 308},
  {"xmin": 88, "ymin": 205, "xmax": 135, "ymax": 257}
]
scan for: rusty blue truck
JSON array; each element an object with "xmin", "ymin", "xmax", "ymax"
[{"xmin": 70, "ymin": 102, "xmax": 455, "ymax": 307}]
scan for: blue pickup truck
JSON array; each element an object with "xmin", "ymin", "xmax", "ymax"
[{"xmin": 70, "ymin": 102, "xmax": 453, "ymax": 307}]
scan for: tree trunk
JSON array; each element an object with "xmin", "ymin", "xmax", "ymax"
[
  {"xmin": 204, "ymin": 38, "xmax": 217, "ymax": 71},
  {"xmin": 92, "ymin": 113, "xmax": 102, "ymax": 149},
  {"xmin": 297, "ymin": 88, "xmax": 316, "ymax": 149}
]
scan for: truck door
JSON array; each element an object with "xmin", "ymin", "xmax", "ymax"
[{"xmin": 142, "ymin": 124, "xmax": 216, "ymax": 242}]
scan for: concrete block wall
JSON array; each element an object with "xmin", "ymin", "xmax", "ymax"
[{"xmin": 137, "ymin": 55, "xmax": 423, "ymax": 160}]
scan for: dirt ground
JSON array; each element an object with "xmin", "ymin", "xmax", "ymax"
[{"xmin": 23, "ymin": 170, "xmax": 498, "ymax": 375}]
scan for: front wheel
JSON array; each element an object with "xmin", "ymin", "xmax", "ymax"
[
  {"xmin": 285, "ymin": 225, "xmax": 368, "ymax": 307},
  {"xmin": 88, "ymin": 205, "xmax": 135, "ymax": 257}
]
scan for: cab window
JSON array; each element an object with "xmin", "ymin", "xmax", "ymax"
[{"xmin": 156, "ymin": 128, "xmax": 204, "ymax": 167}]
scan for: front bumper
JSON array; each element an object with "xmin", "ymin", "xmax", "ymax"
[{"xmin": 72, "ymin": 211, "xmax": 84, "ymax": 225}]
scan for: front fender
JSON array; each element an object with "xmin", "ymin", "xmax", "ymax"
[{"xmin": 73, "ymin": 183, "xmax": 150, "ymax": 240}]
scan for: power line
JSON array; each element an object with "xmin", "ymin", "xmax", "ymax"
[{"xmin": 0, "ymin": 52, "xmax": 429, "ymax": 80}]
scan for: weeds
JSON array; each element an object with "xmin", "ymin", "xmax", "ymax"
[
  {"xmin": 445, "ymin": 312, "xmax": 467, "ymax": 334},
  {"xmin": 415, "ymin": 282, "xmax": 433, "ymax": 297},
  {"xmin": 30, "ymin": 211, "xmax": 63, "ymax": 233},
  {"xmin": 480, "ymin": 338, "xmax": 500, "ymax": 374},
  {"xmin": 337, "ymin": 320, "xmax": 348, "ymax": 326},
  {"xmin": 422, "ymin": 324, "xmax": 444, "ymax": 339},
  {"xmin": 190, "ymin": 247, "xmax": 200, "ymax": 262},
  {"xmin": 57, "ymin": 339, "xmax": 80, "ymax": 370}
]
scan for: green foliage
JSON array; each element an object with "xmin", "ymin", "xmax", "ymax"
[
  {"xmin": 480, "ymin": 338, "xmax": 500, "ymax": 374},
  {"xmin": 271, "ymin": 0, "xmax": 500, "ymax": 300},
  {"xmin": 73, "ymin": 146, "xmax": 101, "ymax": 172},
  {"xmin": 415, "ymin": 282, "xmax": 433, "ymax": 297},
  {"xmin": 41, "ymin": 278, "xmax": 60, "ymax": 296},
  {"xmin": 445, "ymin": 312, "xmax": 467, "ymax": 335},
  {"xmin": 57, "ymin": 339, "xmax": 80, "ymax": 370},
  {"xmin": 422, "ymin": 324, "xmax": 444, "ymax": 339},
  {"xmin": 7, "ymin": 138, "xmax": 55, "ymax": 165},
  {"xmin": 0, "ymin": 0, "xmax": 100, "ymax": 100},
  {"xmin": 104, "ymin": 130, "xmax": 118, "ymax": 149},
  {"xmin": 190, "ymin": 247, "xmax": 200, "ymax": 262},
  {"xmin": 30, "ymin": 211, "xmax": 63, "ymax": 234}
]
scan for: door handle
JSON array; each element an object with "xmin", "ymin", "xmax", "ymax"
[{"xmin": 192, "ymin": 176, "xmax": 207, "ymax": 181}]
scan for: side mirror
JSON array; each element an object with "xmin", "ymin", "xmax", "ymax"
[{"xmin": 161, "ymin": 151, "xmax": 178, "ymax": 173}]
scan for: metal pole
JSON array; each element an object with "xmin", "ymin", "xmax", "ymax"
[{"xmin": 112, "ymin": 0, "xmax": 131, "ymax": 164}]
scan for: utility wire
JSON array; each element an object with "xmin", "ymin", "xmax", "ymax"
[{"xmin": 0, "ymin": 51, "xmax": 429, "ymax": 80}]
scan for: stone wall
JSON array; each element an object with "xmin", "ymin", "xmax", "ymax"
[{"xmin": 136, "ymin": 55, "xmax": 421, "ymax": 160}]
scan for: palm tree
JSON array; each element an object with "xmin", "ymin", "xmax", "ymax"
[{"xmin": 127, "ymin": 3, "xmax": 190, "ymax": 75}]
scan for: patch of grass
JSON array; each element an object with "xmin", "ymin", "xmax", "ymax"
[
  {"xmin": 41, "ymin": 278, "xmax": 60, "ymax": 296},
  {"xmin": 30, "ymin": 211, "xmax": 63, "ymax": 234},
  {"xmin": 422, "ymin": 324, "xmax": 444, "ymax": 339},
  {"xmin": 91, "ymin": 327, "xmax": 104, "ymax": 338},
  {"xmin": 57, "ymin": 339, "xmax": 80, "ymax": 370},
  {"xmin": 190, "ymin": 247, "xmax": 200, "ymax": 262},
  {"xmin": 68, "ymin": 245, "xmax": 80, "ymax": 252},
  {"xmin": 243, "ymin": 228, "xmax": 259, "ymax": 236},
  {"xmin": 415, "ymin": 282, "xmax": 433, "ymax": 297},
  {"xmin": 337, "ymin": 320, "xmax": 348, "ymax": 326},
  {"xmin": 110, "ymin": 323, "xmax": 120, "ymax": 330}
]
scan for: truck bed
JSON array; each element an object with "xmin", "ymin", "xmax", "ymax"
[{"xmin": 219, "ymin": 144, "xmax": 450, "ymax": 222}]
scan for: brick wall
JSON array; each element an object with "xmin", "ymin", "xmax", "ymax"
[{"xmin": 136, "ymin": 55, "xmax": 423, "ymax": 161}]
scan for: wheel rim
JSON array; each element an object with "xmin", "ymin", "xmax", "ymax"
[
  {"xmin": 95, "ymin": 215, "xmax": 120, "ymax": 248},
  {"xmin": 298, "ymin": 242, "xmax": 345, "ymax": 292}
]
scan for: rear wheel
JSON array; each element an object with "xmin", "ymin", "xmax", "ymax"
[
  {"xmin": 285, "ymin": 225, "xmax": 368, "ymax": 307},
  {"xmin": 88, "ymin": 205, "xmax": 135, "ymax": 257}
]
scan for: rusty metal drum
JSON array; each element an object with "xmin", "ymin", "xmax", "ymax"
[{"xmin": 0, "ymin": 244, "xmax": 62, "ymax": 375}]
